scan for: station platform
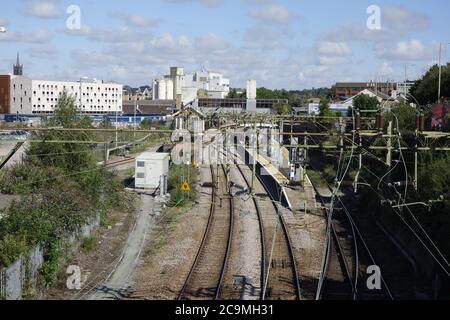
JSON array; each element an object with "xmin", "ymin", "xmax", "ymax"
[{"xmin": 245, "ymin": 147, "xmax": 317, "ymax": 214}]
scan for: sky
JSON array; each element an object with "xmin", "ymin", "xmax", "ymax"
[{"xmin": 0, "ymin": 0, "xmax": 449, "ymax": 90}]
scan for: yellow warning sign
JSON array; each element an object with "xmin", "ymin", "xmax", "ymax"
[{"xmin": 181, "ymin": 181, "xmax": 191, "ymax": 192}]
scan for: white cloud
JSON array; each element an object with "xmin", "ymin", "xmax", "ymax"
[
  {"xmin": 383, "ymin": 5, "xmax": 429, "ymax": 32},
  {"xmin": 0, "ymin": 17, "xmax": 9, "ymax": 26},
  {"xmin": 111, "ymin": 13, "xmax": 161, "ymax": 28},
  {"xmin": 243, "ymin": 26, "xmax": 284, "ymax": 50},
  {"xmin": 315, "ymin": 41, "xmax": 352, "ymax": 65},
  {"xmin": 378, "ymin": 62, "xmax": 394, "ymax": 76},
  {"xmin": 249, "ymin": 4, "xmax": 292, "ymax": 25},
  {"xmin": 316, "ymin": 41, "xmax": 352, "ymax": 56},
  {"xmin": 162, "ymin": 0, "xmax": 223, "ymax": 8},
  {"xmin": 377, "ymin": 40, "xmax": 439, "ymax": 61},
  {"xmin": 66, "ymin": 26, "xmax": 152, "ymax": 43},
  {"xmin": 322, "ymin": 23, "xmax": 395, "ymax": 43},
  {"xmin": 28, "ymin": 46, "xmax": 58, "ymax": 59},
  {"xmin": 195, "ymin": 33, "xmax": 228, "ymax": 51},
  {"xmin": 23, "ymin": 0, "xmax": 63, "ymax": 19},
  {"xmin": 0, "ymin": 30, "xmax": 52, "ymax": 43}
]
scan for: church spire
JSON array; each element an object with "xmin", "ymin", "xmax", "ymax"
[{"xmin": 13, "ymin": 52, "xmax": 23, "ymax": 76}]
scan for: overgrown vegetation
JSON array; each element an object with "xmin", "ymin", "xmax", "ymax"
[
  {"xmin": 0, "ymin": 92, "xmax": 133, "ymax": 285},
  {"xmin": 167, "ymin": 164, "xmax": 199, "ymax": 207},
  {"xmin": 411, "ymin": 63, "xmax": 450, "ymax": 105}
]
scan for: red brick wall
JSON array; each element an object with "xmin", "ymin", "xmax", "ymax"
[{"xmin": 0, "ymin": 75, "xmax": 11, "ymax": 114}]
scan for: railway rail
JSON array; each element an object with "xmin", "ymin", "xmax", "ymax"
[
  {"xmin": 227, "ymin": 148, "xmax": 301, "ymax": 300},
  {"xmin": 178, "ymin": 165, "xmax": 234, "ymax": 300},
  {"xmin": 308, "ymin": 165, "xmax": 395, "ymax": 300}
]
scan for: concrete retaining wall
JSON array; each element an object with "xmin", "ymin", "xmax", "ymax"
[{"xmin": 0, "ymin": 213, "xmax": 100, "ymax": 300}]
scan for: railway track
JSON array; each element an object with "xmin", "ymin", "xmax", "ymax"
[
  {"xmin": 232, "ymin": 163, "xmax": 266, "ymax": 299},
  {"xmin": 232, "ymin": 159, "xmax": 301, "ymax": 300},
  {"xmin": 311, "ymin": 179, "xmax": 358, "ymax": 300},
  {"xmin": 211, "ymin": 143, "xmax": 301, "ymax": 300},
  {"xmin": 178, "ymin": 165, "xmax": 234, "ymax": 300},
  {"xmin": 105, "ymin": 157, "xmax": 135, "ymax": 168},
  {"xmin": 309, "ymin": 166, "xmax": 395, "ymax": 300}
]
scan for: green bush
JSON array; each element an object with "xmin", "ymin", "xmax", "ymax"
[
  {"xmin": 168, "ymin": 164, "xmax": 198, "ymax": 207},
  {"xmin": 0, "ymin": 234, "xmax": 29, "ymax": 268},
  {"xmin": 0, "ymin": 91, "xmax": 133, "ymax": 284},
  {"xmin": 81, "ymin": 236, "xmax": 97, "ymax": 252}
]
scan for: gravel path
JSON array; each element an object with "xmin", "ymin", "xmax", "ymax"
[{"xmin": 89, "ymin": 193, "xmax": 155, "ymax": 300}]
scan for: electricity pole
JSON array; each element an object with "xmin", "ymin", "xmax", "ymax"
[
  {"xmin": 386, "ymin": 121, "xmax": 393, "ymax": 167},
  {"xmin": 438, "ymin": 42, "xmax": 442, "ymax": 103}
]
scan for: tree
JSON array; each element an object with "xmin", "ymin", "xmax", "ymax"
[
  {"xmin": 353, "ymin": 94, "xmax": 380, "ymax": 112},
  {"xmin": 411, "ymin": 63, "xmax": 450, "ymax": 105},
  {"xmin": 274, "ymin": 103, "xmax": 292, "ymax": 115},
  {"xmin": 26, "ymin": 91, "xmax": 95, "ymax": 173},
  {"xmin": 227, "ymin": 89, "xmax": 245, "ymax": 99},
  {"xmin": 386, "ymin": 103, "xmax": 418, "ymax": 132},
  {"xmin": 319, "ymin": 98, "xmax": 331, "ymax": 116}
]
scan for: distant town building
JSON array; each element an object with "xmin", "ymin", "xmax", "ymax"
[
  {"xmin": 392, "ymin": 81, "xmax": 416, "ymax": 99},
  {"xmin": 10, "ymin": 76, "xmax": 122, "ymax": 115},
  {"xmin": 123, "ymin": 86, "xmax": 152, "ymax": 101},
  {"xmin": 122, "ymin": 99, "xmax": 175, "ymax": 116},
  {"xmin": 308, "ymin": 88, "xmax": 398, "ymax": 116},
  {"xmin": 335, "ymin": 82, "xmax": 396, "ymax": 98},
  {"xmin": 153, "ymin": 67, "xmax": 230, "ymax": 105},
  {"xmin": 195, "ymin": 98, "xmax": 288, "ymax": 113},
  {"xmin": 0, "ymin": 75, "xmax": 11, "ymax": 114}
]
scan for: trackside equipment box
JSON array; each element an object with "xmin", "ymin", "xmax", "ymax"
[{"xmin": 135, "ymin": 152, "xmax": 170, "ymax": 189}]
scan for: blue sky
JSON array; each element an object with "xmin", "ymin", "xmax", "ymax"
[{"xmin": 0, "ymin": 0, "xmax": 449, "ymax": 89}]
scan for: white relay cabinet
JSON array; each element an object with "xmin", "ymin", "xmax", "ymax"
[{"xmin": 135, "ymin": 152, "xmax": 170, "ymax": 189}]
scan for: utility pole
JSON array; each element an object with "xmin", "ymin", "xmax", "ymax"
[
  {"xmin": 251, "ymin": 121, "xmax": 257, "ymax": 193},
  {"xmin": 386, "ymin": 121, "xmax": 393, "ymax": 167},
  {"xmin": 133, "ymin": 94, "xmax": 137, "ymax": 143},
  {"xmin": 438, "ymin": 42, "xmax": 442, "ymax": 103},
  {"xmin": 303, "ymin": 133, "xmax": 308, "ymax": 187}
]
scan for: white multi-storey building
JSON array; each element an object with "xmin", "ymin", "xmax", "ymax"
[
  {"xmin": 153, "ymin": 67, "xmax": 230, "ymax": 105},
  {"xmin": 10, "ymin": 76, "xmax": 122, "ymax": 115},
  {"xmin": 185, "ymin": 70, "xmax": 230, "ymax": 100}
]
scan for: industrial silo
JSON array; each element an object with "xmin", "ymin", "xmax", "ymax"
[
  {"xmin": 166, "ymin": 79, "xmax": 174, "ymax": 100},
  {"xmin": 157, "ymin": 79, "xmax": 167, "ymax": 100}
]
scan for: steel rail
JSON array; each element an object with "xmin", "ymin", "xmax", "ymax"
[
  {"xmin": 234, "ymin": 158, "xmax": 267, "ymax": 300},
  {"xmin": 178, "ymin": 165, "xmax": 217, "ymax": 300},
  {"xmin": 255, "ymin": 168, "xmax": 302, "ymax": 300},
  {"xmin": 215, "ymin": 164, "xmax": 234, "ymax": 300}
]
